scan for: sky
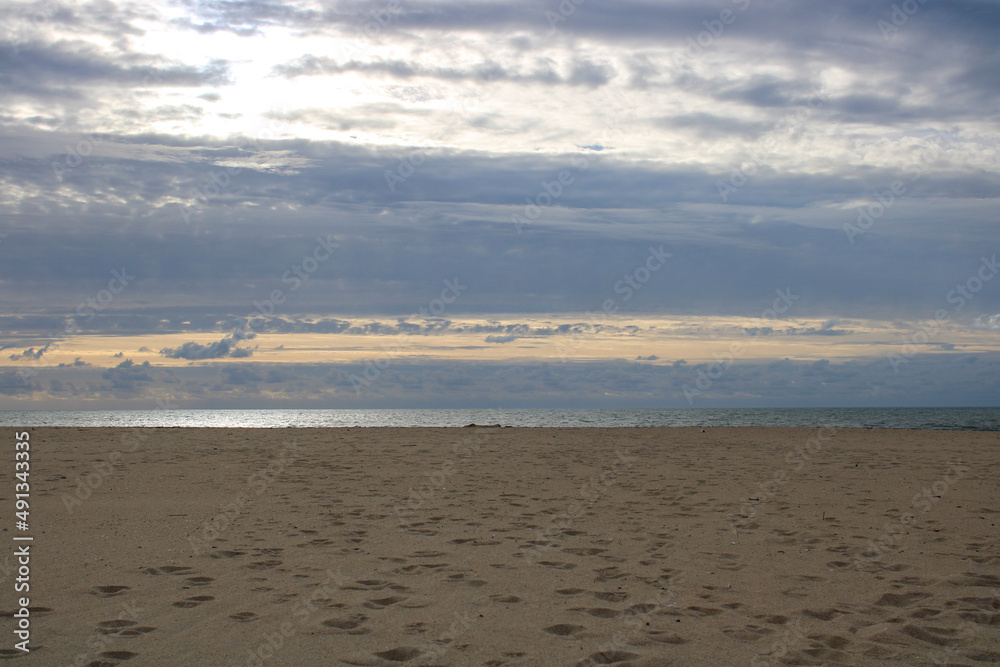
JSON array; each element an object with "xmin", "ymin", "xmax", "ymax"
[{"xmin": 1, "ymin": 0, "xmax": 998, "ymax": 409}]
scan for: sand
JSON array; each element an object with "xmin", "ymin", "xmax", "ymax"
[{"xmin": 3, "ymin": 426, "xmax": 999, "ymax": 665}]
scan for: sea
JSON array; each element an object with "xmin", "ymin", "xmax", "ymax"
[{"xmin": 0, "ymin": 407, "xmax": 999, "ymax": 430}]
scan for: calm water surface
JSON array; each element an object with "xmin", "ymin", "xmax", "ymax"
[{"xmin": 1, "ymin": 408, "xmax": 998, "ymax": 430}]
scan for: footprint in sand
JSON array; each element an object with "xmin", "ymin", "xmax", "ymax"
[
  {"xmin": 97, "ymin": 620, "xmax": 154, "ymax": 636},
  {"xmin": 185, "ymin": 576, "xmax": 216, "ymax": 586},
  {"xmin": 363, "ymin": 596, "xmax": 406, "ymax": 610},
  {"xmin": 686, "ymin": 606, "xmax": 724, "ymax": 617},
  {"xmin": 211, "ymin": 550, "xmax": 246, "ymax": 559},
  {"xmin": 756, "ymin": 614, "xmax": 789, "ymax": 625},
  {"xmin": 245, "ymin": 560, "xmax": 282, "ymax": 570},
  {"xmin": 647, "ymin": 630, "xmax": 687, "ymax": 644},
  {"xmin": 625, "ymin": 603, "xmax": 658, "ymax": 615},
  {"xmin": 901, "ymin": 624, "xmax": 962, "ymax": 646},
  {"xmin": 403, "ymin": 622, "xmax": 427, "ymax": 635},
  {"xmin": 722, "ymin": 624, "xmax": 775, "ymax": 642},
  {"xmin": 100, "ymin": 651, "xmax": 138, "ymax": 661},
  {"xmin": 344, "ymin": 579, "xmax": 394, "ymax": 591},
  {"xmin": 92, "ymin": 585, "xmax": 130, "ymax": 597},
  {"xmin": 230, "ymin": 612, "xmax": 258, "ymax": 622},
  {"xmin": 594, "ymin": 567, "xmax": 628, "ymax": 582},
  {"xmin": 593, "ymin": 591, "xmax": 628, "ymax": 602},
  {"xmin": 322, "ymin": 614, "xmax": 370, "ymax": 634},
  {"xmin": 544, "ymin": 624, "xmax": 586, "ymax": 637},
  {"xmin": 578, "ymin": 650, "xmax": 640, "ymax": 665},
  {"xmin": 564, "ymin": 547, "xmax": 606, "ymax": 557},
  {"xmin": 172, "ymin": 595, "xmax": 215, "ymax": 608},
  {"xmin": 158, "ymin": 566, "xmax": 193, "ymax": 574},
  {"xmin": 873, "ymin": 592, "xmax": 931, "ymax": 608},
  {"xmin": 489, "ymin": 595, "xmax": 521, "ymax": 604},
  {"xmin": 373, "ymin": 647, "xmax": 422, "ymax": 662},
  {"xmin": 538, "ymin": 561, "xmax": 577, "ymax": 570},
  {"xmin": 801, "ymin": 608, "xmax": 845, "ymax": 621}
]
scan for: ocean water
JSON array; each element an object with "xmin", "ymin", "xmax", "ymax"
[{"xmin": 1, "ymin": 407, "xmax": 999, "ymax": 430}]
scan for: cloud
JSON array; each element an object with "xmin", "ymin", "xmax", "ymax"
[
  {"xmin": 101, "ymin": 359, "xmax": 154, "ymax": 389},
  {"xmin": 9, "ymin": 342, "xmax": 52, "ymax": 361},
  {"xmin": 485, "ymin": 335, "xmax": 518, "ymax": 344},
  {"xmin": 220, "ymin": 364, "xmax": 263, "ymax": 385},
  {"xmin": 0, "ymin": 371, "xmax": 35, "ymax": 395},
  {"xmin": 973, "ymin": 314, "xmax": 1000, "ymax": 330},
  {"xmin": 12, "ymin": 353, "xmax": 1000, "ymax": 408},
  {"xmin": 160, "ymin": 332, "xmax": 257, "ymax": 360},
  {"xmin": 0, "ymin": 41, "xmax": 230, "ymax": 98},
  {"xmin": 273, "ymin": 56, "xmax": 614, "ymax": 87}
]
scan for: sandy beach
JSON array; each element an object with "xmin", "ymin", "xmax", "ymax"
[{"xmin": 4, "ymin": 427, "xmax": 998, "ymax": 665}]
